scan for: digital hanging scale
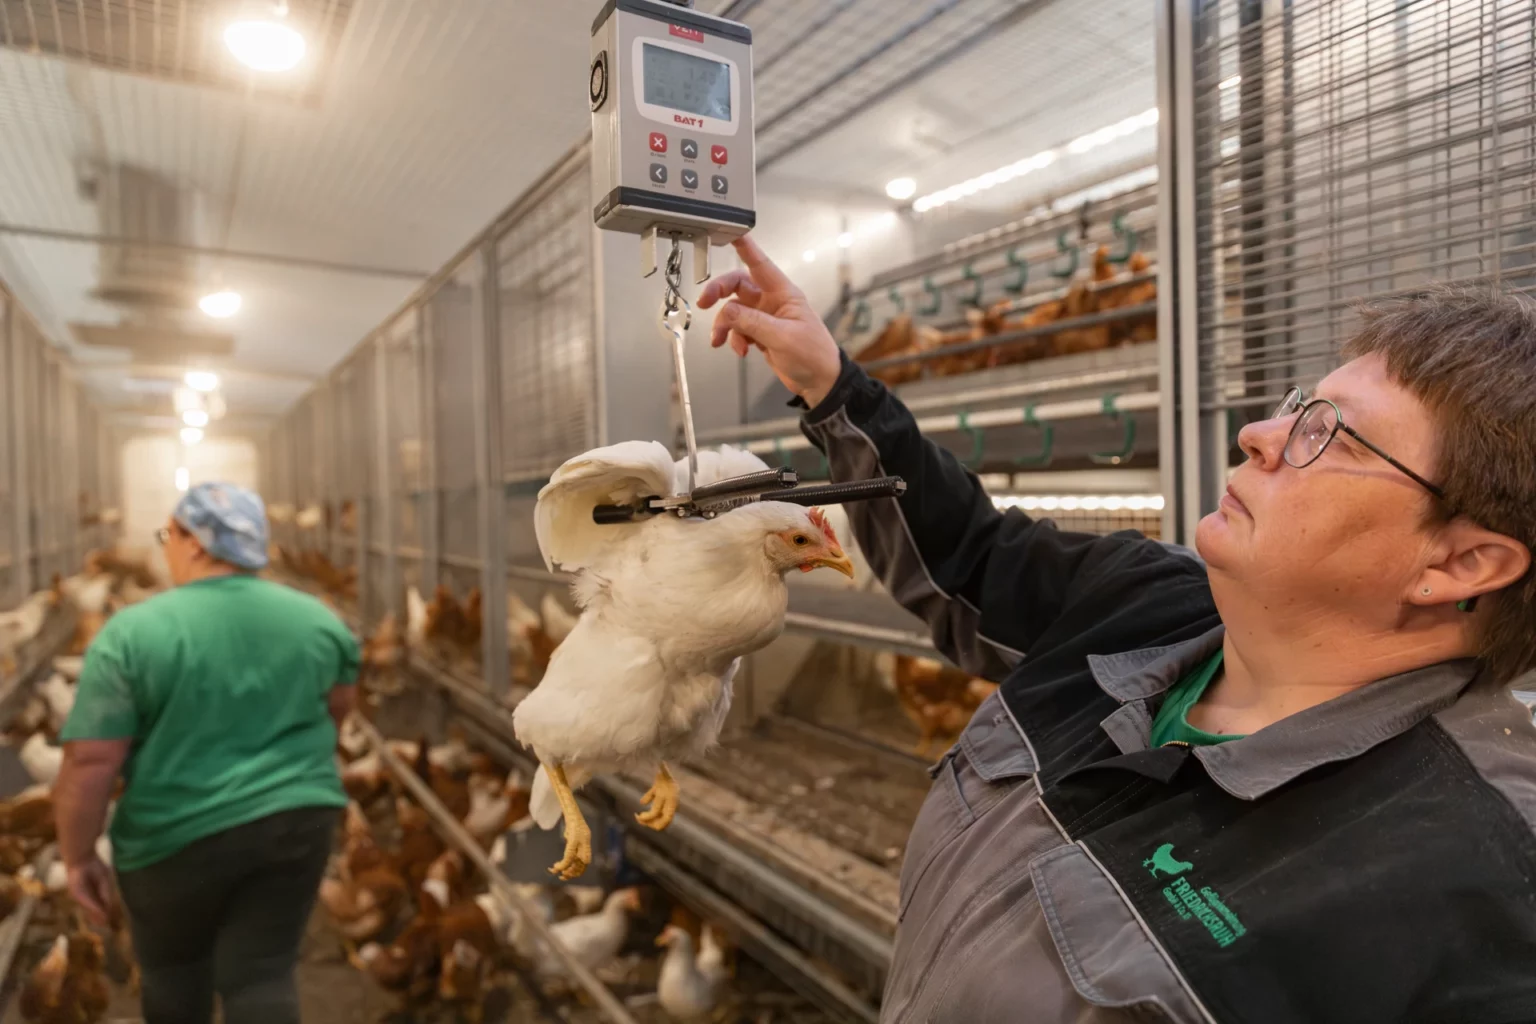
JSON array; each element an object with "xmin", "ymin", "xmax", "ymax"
[
  {"xmin": 590, "ymin": 0, "xmax": 756, "ymax": 284},
  {"xmin": 586, "ymin": 0, "xmax": 906, "ymax": 517}
]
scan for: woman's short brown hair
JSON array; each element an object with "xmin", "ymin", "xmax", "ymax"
[{"xmin": 1343, "ymin": 286, "xmax": 1536, "ymax": 684}]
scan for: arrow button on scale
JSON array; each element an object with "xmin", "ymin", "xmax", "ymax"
[
  {"xmin": 650, "ymin": 163, "xmax": 668, "ymax": 185},
  {"xmin": 681, "ymin": 169, "xmax": 699, "ymax": 190}
]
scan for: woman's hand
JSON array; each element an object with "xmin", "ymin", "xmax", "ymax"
[
  {"xmin": 66, "ymin": 855, "xmax": 116, "ymax": 926},
  {"xmin": 698, "ymin": 236, "xmax": 843, "ymax": 409}
]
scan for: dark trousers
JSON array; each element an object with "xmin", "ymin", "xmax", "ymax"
[{"xmin": 116, "ymin": 805, "xmax": 338, "ymax": 1024}]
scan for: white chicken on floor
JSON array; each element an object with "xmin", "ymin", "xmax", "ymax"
[
  {"xmin": 515, "ymin": 442, "xmax": 854, "ymax": 879},
  {"xmin": 657, "ymin": 923, "xmax": 731, "ymax": 1020},
  {"xmin": 51, "ymin": 656, "xmax": 84, "ymax": 681},
  {"xmin": 534, "ymin": 887, "xmax": 641, "ymax": 979},
  {"xmin": 405, "ymin": 586, "xmax": 427, "ymax": 650},
  {"xmin": 38, "ymin": 673, "xmax": 74, "ymax": 732},
  {"xmin": 0, "ymin": 589, "xmax": 57, "ymax": 662},
  {"xmin": 59, "ymin": 574, "xmax": 112, "ymax": 616},
  {"xmin": 20, "ymin": 732, "xmax": 62, "ymax": 786}
]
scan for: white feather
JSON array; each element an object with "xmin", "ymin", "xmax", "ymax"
[
  {"xmin": 534, "ymin": 441, "xmax": 676, "ymax": 572},
  {"xmin": 676, "ymin": 444, "xmax": 773, "ymax": 493}
]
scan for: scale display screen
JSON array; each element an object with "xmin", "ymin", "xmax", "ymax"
[{"xmin": 642, "ymin": 43, "xmax": 731, "ymax": 120}]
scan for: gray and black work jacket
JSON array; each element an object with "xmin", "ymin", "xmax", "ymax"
[{"xmin": 795, "ymin": 354, "xmax": 1536, "ymax": 1024}]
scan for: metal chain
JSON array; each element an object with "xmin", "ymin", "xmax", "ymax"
[{"xmin": 662, "ymin": 235, "xmax": 690, "ymax": 327}]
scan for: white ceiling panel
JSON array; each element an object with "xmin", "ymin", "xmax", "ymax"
[{"xmin": 0, "ymin": 0, "xmax": 595, "ymax": 418}]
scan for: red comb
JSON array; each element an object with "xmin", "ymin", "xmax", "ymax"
[{"xmin": 807, "ymin": 507, "xmax": 839, "ymax": 546}]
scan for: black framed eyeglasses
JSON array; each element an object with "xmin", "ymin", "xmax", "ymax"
[{"xmin": 1272, "ymin": 386, "xmax": 1445, "ymax": 501}]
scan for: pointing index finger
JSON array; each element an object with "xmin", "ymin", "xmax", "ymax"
[{"xmin": 731, "ymin": 234, "xmax": 797, "ymax": 293}]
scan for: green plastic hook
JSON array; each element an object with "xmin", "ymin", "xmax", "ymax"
[
  {"xmin": 1107, "ymin": 214, "xmax": 1139, "ymax": 265},
  {"xmin": 960, "ymin": 264, "xmax": 984, "ymax": 308},
  {"xmin": 919, "ymin": 276, "xmax": 943, "ymax": 316},
  {"xmin": 888, "ymin": 286, "xmax": 905, "ymax": 313},
  {"xmin": 852, "ymin": 300, "xmax": 872, "ymax": 332},
  {"xmin": 956, "ymin": 411, "xmax": 986, "ymax": 469},
  {"xmin": 1004, "ymin": 248, "xmax": 1030, "ymax": 295},
  {"xmin": 1050, "ymin": 230, "xmax": 1080, "ymax": 279},
  {"xmin": 1014, "ymin": 405, "xmax": 1055, "ymax": 467},
  {"xmin": 1090, "ymin": 394, "xmax": 1138, "ymax": 465}
]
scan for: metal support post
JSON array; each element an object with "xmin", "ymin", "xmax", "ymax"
[{"xmin": 473, "ymin": 243, "xmax": 510, "ymax": 697}]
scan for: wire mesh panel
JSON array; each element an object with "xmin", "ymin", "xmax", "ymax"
[
  {"xmin": 429, "ymin": 262, "xmax": 483, "ymax": 597},
  {"xmin": 1193, "ymin": 0, "xmax": 1536, "ymax": 421},
  {"xmin": 495, "ymin": 159, "xmax": 597, "ymax": 485},
  {"xmin": 330, "ymin": 358, "xmax": 360, "ymax": 584},
  {"xmin": 31, "ymin": 348, "xmax": 58, "ymax": 585},
  {"xmin": 382, "ymin": 309, "xmax": 425, "ymax": 602},
  {"xmin": 58, "ymin": 373, "xmax": 80, "ymax": 568}
]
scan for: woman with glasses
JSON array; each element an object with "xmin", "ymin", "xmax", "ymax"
[
  {"xmin": 52, "ymin": 482, "xmax": 359, "ymax": 1024},
  {"xmin": 700, "ymin": 236, "xmax": 1536, "ymax": 1024}
]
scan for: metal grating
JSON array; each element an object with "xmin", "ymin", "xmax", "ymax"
[
  {"xmin": 494, "ymin": 158, "xmax": 595, "ymax": 482},
  {"xmin": 0, "ymin": 0, "xmax": 355, "ymax": 105},
  {"xmin": 0, "ymin": 293, "xmax": 11, "ymax": 576},
  {"xmin": 731, "ymin": 0, "xmax": 1045, "ymax": 167},
  {"xmin": 1194, "ymin": 0, "xmax": 1536, "ymax": 416},
  {"xmin": 381, "ymin": 310, "xmax": 422, "ymax": 562},
  {"xmin": 428, "ymin": 262, "xmax": 480, "ymax": 571}
]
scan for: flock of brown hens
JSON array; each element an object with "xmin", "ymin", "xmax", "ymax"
[{"xmin": 854, "ymin": 247, "xmax": 1157, "ymax": 386}]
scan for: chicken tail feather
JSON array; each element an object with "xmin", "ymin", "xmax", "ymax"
[{"xmin": 530, "ymin": 765, "xmax": 562, "ymax": 829}]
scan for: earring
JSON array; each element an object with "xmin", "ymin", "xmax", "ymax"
[{"xmin": 1421, "ymin": 587, "xmax": 1432, "ymax": 596}]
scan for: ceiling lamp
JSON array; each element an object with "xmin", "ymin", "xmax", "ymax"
[
  {"xmin": 224, "ymin": 7, "xmax": 306, "ymax": 73},
  {"xmin": 180, "ymin": 427, "xmax": 205, "ymax": 446},
  {"xmin": 185, "ymin": 370, "xmax": 220, "ymax": 393},
  {"xmin": 885, "ymin": 177, "xmax": 917, "ymax": 200},
  {"xmin": 175, "ymin": 467, "xmax": 190, "ymax": 492},
  {"xmin": 183, "ymin": 409, "xmax": 210, "ymax": 428},
  {"xmin": 199, "ymin": 289, "xmax": 242, "ymax": 319}
]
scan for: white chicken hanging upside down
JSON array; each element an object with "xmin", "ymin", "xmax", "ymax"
[{"xmin": 515, "ymin": 441, "xmax": 854, "ymax": 879}]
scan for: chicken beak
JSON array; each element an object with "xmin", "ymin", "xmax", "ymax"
[{"xmin": 809, "ymin": 551, "xmax": 856, "ymax": 579}]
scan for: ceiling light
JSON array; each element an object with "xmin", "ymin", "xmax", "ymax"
[
  {"xmin": 885, "ymin": 177, "xmax": 917, "ymax": 200},
  {"xmin": 180, "ymin": 427, "xmax": 204, "ymax": 446},
  {"xmin": 1067, "ymin": 107, "xmax": 1160, "ymax": 155},
  {"xmin": 1220, "ymin": 74, "xmax": 1243, "ymax": 90},
  {"xmin": 836, "ymin": 232, "xmax": 854, "ymax": 249},
  {"xmin": 185, "ymin": 371, "xmax": 220, "ymax": 394},
  {"xmin": 224, "ymin": 18, "xmax": 306, "ymax": 73},
  {"xmin": 913, "ymin": 108, "xmax": 1160, "ymax": 214},
  {"xmin": 802, "ymin": 249, "xmax": 817, "ymax": 263},
  {"xmin": 175, "ymin": 466, "xmax": 190, "ymax": 492},
  {"xmin": 199, "ymin": 289, "xmax": 242, "ymax": 319},
  {"xmin": 183, "ymin": 409, "xmax": 209, "ymax": 428}
]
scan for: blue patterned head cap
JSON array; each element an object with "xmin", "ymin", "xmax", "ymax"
[{"xmin": 173, "ymin": 482, "xmax": 269, "ymax": 570}]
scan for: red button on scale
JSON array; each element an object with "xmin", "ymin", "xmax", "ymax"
[
  {"xmin": 650, "ymin": 133, "xmax": 668, "ymax": 154},
  {"xmin": 711, "ymin": 145, "xmax": 728, "ymax": 165}
]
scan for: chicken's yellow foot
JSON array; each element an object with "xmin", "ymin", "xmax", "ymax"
[
  {"xmin": 543, "ymin": 762, "xmax": 592, "ymax": 880},
  {"xmin": 635, "ymin": 762, "xmax": 680, "ymax": 831}
]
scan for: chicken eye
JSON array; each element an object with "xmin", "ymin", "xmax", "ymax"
[{"xmin": 793, "ymin": 535, "xmax": 809, "ymax": 546}]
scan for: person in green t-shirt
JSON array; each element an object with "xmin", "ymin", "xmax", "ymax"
[{"xmin": 54, "ymin": 482, "xmax": 359, "ymax": 1024}]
